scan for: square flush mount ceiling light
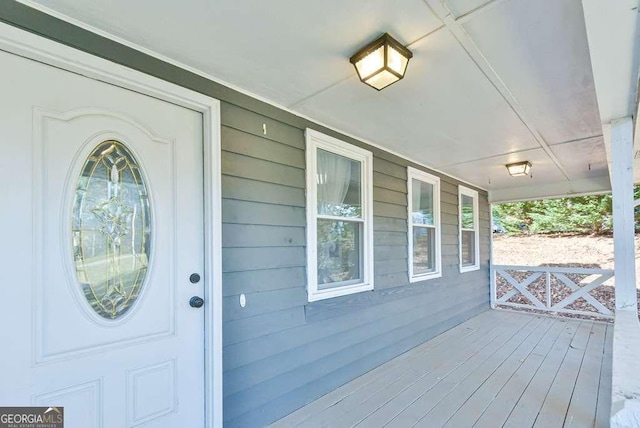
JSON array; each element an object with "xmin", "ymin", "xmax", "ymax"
[
  {"xmin": 506, "ymin": 161, "xmax": 532, "ymax": 177},
  {"xmin": 350, "ymin": 33, "xmax": 413, "ymax": 91}
]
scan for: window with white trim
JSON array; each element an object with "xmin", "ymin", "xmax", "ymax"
[
  {"xmin": 305, "ymin": 129, "xmax": 373, "ymax": 302},
  {"xmin": 459, "ymin": 186, "xmax": 480, "ymax": 272},
  {"xmin": 407, "ymin": 167, "xmax": 441, "ymax": 282}
]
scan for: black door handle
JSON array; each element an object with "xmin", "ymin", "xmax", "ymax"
[{"xmin": 189, "ymin": 296, "xmax": 204, "ymax": 308}]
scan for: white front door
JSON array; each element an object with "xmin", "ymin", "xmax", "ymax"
[{"xmin": 0, "ymin": 47, "xmax": 206, "ymax": 427}]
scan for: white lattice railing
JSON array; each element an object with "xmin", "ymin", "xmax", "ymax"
[{"xmin": 491, "ymin": 265, "xmax": 615, "ymax": 319}]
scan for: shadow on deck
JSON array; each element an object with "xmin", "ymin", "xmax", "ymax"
[{"xmin": 271, "ymin": 309, "xmax": 613, "ymax": 428}]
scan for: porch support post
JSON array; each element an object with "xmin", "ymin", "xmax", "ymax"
[
  {"xmin": 610, "ymin": 116, "xmax": 637, "ymax": 312},
  {"xmin": 609, "ymin": 116, "xmax": 640, "ymax": 428}
]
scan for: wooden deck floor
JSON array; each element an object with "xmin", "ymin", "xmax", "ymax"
[{"xmin": 271, "ymin": 310, "xmax": 613, "ymax": 428}]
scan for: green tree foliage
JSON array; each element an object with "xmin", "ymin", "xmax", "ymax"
[{"xmin": 492, "ymin": 189, "xmax": 640, "ymax": 234}]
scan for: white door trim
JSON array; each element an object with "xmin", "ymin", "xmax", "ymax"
[{"xmin": 0, "ymin": 22, "xmax": 223, "ymax": 428}]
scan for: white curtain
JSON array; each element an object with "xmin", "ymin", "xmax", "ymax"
[{"xmin": 317, "ymin": 150, "xmax": 351, "ymax": 215}]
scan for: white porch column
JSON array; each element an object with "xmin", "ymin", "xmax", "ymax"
[
  {"xmin": 611, "ymin": 116, "xmax": 637, "ymax": 312},
  {"xmin": 609, "ymin": 117, "xmax": 640, "ymax": 428}
]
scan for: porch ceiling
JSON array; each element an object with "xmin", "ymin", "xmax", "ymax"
[{"xmin": 20, "ymin": 0, "xmax": 633, "ymax": 201}]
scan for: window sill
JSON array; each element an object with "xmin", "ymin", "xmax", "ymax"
[
  {"xmin": 460, "ymin": 265, "xmax": 480, "ymax": 273},
  {"xmin": 307, "ymin": 281, "xmax": 373, "ymax": 302},
  {"xmin": 409, "ymin": 272, "xmax": 442, "ymax": 283}
]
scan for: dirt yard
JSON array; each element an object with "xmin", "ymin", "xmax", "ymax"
[
  {"xmin": 492, "ymin": 234, "xmax": 640, "ymax": 321},
  {"xmin": 493, "ymin": 234, "xmax": 640, "ymax": 275}
]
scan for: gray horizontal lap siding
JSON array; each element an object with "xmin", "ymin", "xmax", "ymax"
[{"xmin": 221, "ymin": 103, "xmax": 491, "ymax": 427}]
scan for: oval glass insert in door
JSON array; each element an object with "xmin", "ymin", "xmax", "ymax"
[{"xmin": 72, "ymin": 140, "xmax": 151, "ymax": 320}]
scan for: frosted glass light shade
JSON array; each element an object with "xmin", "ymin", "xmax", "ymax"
[
  {"xmin": 506, "ymin": 161, "xmax": 532, "ymax": 177},
  {"xmin": 350, "ymin": 33, "xmax": 413, "ymax": 91}
]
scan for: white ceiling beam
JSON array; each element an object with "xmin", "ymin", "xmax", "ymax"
[
  {"xmin": 288, "ymin": 0, "xmax": 507, "ymax": 111},
  {"xmin": 489, "ymin": 175, "xmax": 612, "ymax": 203},
  {"xmin": 455, "ymin": 0, "xmax": 512, "ymax": 24},
  {"xmin": 581, "ymin": 0, "xmax": 640, "ymax": 184},
  {"xmin": 581, "ymin": 0, "xmax": 640, "ymax": 123},
  {"xmin": 422, "ymin": 0, "xmax": 571, "ymax": 181},
  {"xmin": 440, "ymin": 134, "xmax": 603, "ymax": 169}
]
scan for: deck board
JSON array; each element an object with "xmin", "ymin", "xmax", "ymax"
[
  {"xmin": 482, "ymin": 318, "xmax": 580, "ymax": 428},
  {"xmin": 595, "ymin": 324, "xmax": 613, "ymax": 428},
  {"xmin": 443, "ymin": 317, "xmax": 567, "ymax": 427},
  {"xmin": 415, "ymin": 316, "xmax": 556, "ymax": 427},
  {"xmin": 533, "ymin": 322, "xmax": 594, "ymax": 428},
  {"xmin": 358, "ymin": 313, "xmax": 536, "ymax": 427},
  {"xmin": 302, "ymin": 311, "xmax": 524, "ymax": 427},
  {"xmin": 271, "ymin": 310, "xmax": 612, "ymax": 428},
  {"xmin": 274, "ymin": 310, "xmax": 500, "ymax": 427},
  {"xmin": 564, "ymin": 322, "xmax": 607, "ymax": 427}
]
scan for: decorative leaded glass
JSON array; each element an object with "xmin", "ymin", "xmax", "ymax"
[{"xmin": 72, "ymin": 141, "xmax": 151, "ymax": 319}]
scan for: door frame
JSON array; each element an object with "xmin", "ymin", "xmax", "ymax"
[{"xmin": 0, "ymin": 22, "xmax": 223, "ymax": 427}]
